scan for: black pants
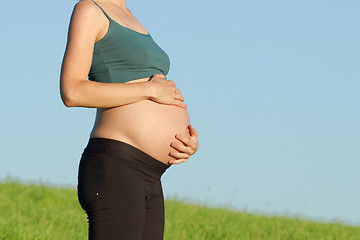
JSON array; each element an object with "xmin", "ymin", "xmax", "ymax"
[{"xmin": 77, "ymin": 138, "xmax": 170, "ymax": 240}]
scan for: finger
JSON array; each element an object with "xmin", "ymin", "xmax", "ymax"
[
  {"xmin": 176, "ymin": 134, "xmax": 198, "ymax": 151},
  {"xmin": 170, "ymin": 142, "xmax": 193, "ymax": 155},
  {"xmin": 175, "ymin": 91, "xmax": 184, "ymax": 102},
  {"xmin": 167, "ymin": 80, "xmax": 176, "ymax": 87},
  {"xmin": 169, "ymin": 151, "xmax": 190, "ymax": 159},
  {"xmin": 173, "ymin": 100, "xmax": 187, "ymax": 109},
  {"xmin": 189, "ymin": 124, "xmax": 199, "ymax": 137},
  {"xmin": 168, "ymin": 158, "xmax": 188, "ymax": 165},
  {"xmin": 154, "ymin": 74, "xmax": 166, "ymax": 79},
  {"xmin": 151, "ymin": 74, "xmax": 166, "ymax": 82},
  {"xmin": 175, "ymin": 134, "xmax": 192, "ymax": 147}
]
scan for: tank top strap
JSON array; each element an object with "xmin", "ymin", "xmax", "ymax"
[{"xmin": 91, "ymin": 0, "xmax": 111, "ymax": 21}]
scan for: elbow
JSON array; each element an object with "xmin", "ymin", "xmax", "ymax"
[
  {"xmin": 62, "ymin": 96, "xmax": 76, "ymax": 108},
  {"xmin": 60, "ymin": 88, "xmax": 80, "ymax": 108},
  {"xmin": 60, "ymin": 71, "xmax": 87, "ymax": 107}
]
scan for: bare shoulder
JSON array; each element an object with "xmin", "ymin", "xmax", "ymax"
[
  {"xmin": 72, "ymin": 0, "xmax": 102, "ymax": 23},
  {"xmin": 67, "ymin": 0, "xmax": 108, "ymax": 43}
]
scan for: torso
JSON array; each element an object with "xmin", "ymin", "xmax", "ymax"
[
  {"xmin": 90, "ymin": 78, "xmax": 191, "ymax": 164},
  {"xmin": 88, "ymin": 2, "xmax": 189, "ymax": 164}
]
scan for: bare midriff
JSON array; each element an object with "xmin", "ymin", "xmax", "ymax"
[{"xmin": 89, "ymin": 77, "xmax": 191, "ymax": 165}]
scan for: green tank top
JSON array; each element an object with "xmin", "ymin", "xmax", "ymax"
[{"xmin": 88, "ymin": 0, "xmax": 170, "ymax": 83}]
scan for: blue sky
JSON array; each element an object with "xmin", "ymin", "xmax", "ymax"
[{"xmin": 1, "ymin": 0, "xmax": 359, "ymax": 225}]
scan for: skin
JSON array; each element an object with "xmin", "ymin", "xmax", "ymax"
[{"xmin": 60, "ymin": 0, "xmax": 199, "ymax": 164}]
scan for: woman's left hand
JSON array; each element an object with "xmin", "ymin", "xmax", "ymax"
[{"xmin": 168, "ymin": 124, "xmax": 199, "ymax": 165}]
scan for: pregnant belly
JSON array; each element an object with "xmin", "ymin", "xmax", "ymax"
[{"xmin": 90, "ymin": 100, "xmax": 191, "ymax": 164}]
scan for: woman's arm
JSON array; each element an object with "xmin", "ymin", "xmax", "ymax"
[{"xmin": 60, "ymin": 1, "xmax": 186, "ymax": 109}]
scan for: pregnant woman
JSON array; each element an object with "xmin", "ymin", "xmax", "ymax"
[{"xmin": 59, "ymin": 0, "xmax": 199, "ymax": 239}]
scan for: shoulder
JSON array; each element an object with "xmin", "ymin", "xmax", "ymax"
[
  {"xmin": 72, "ymin": 0, "xmax": 103, "ymax": 22},
  {"xmin": 66, "ymin": 0, "xmax": 108, "ymax": 45},
  {"xmin": 69, "ymin": 0, "xmax": 107, "ymax": 35}
]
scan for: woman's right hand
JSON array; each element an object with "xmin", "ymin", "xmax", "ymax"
[{"xmin": 148, "ymin": 74, "xmax": 187, "ymax": 109}]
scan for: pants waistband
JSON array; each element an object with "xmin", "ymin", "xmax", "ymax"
[{"xmin": 83, "ymin": 137, "xmax": 171, "ymax": 175}]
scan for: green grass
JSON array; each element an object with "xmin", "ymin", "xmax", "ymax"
[{"xmin": 0, "ymin": 182, "xmax": 359, "ymax": 240}]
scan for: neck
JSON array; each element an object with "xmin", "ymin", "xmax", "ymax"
[{"xmin": 102, "ymin": 0, "xmax": 127, "ymax": 9}]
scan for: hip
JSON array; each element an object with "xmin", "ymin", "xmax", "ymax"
[{"xmin": 77, "ymin": 137, "xmax": 169, "ymax": 212}]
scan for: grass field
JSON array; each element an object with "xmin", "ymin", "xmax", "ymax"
[{"xmin": 0, "ymin": 182, "xmax": 360, "ymax": 240}]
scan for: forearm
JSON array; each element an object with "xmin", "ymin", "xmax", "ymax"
[{"xmin": 61, "ymin": 79, "xmax": 153, "ymax": 108}]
